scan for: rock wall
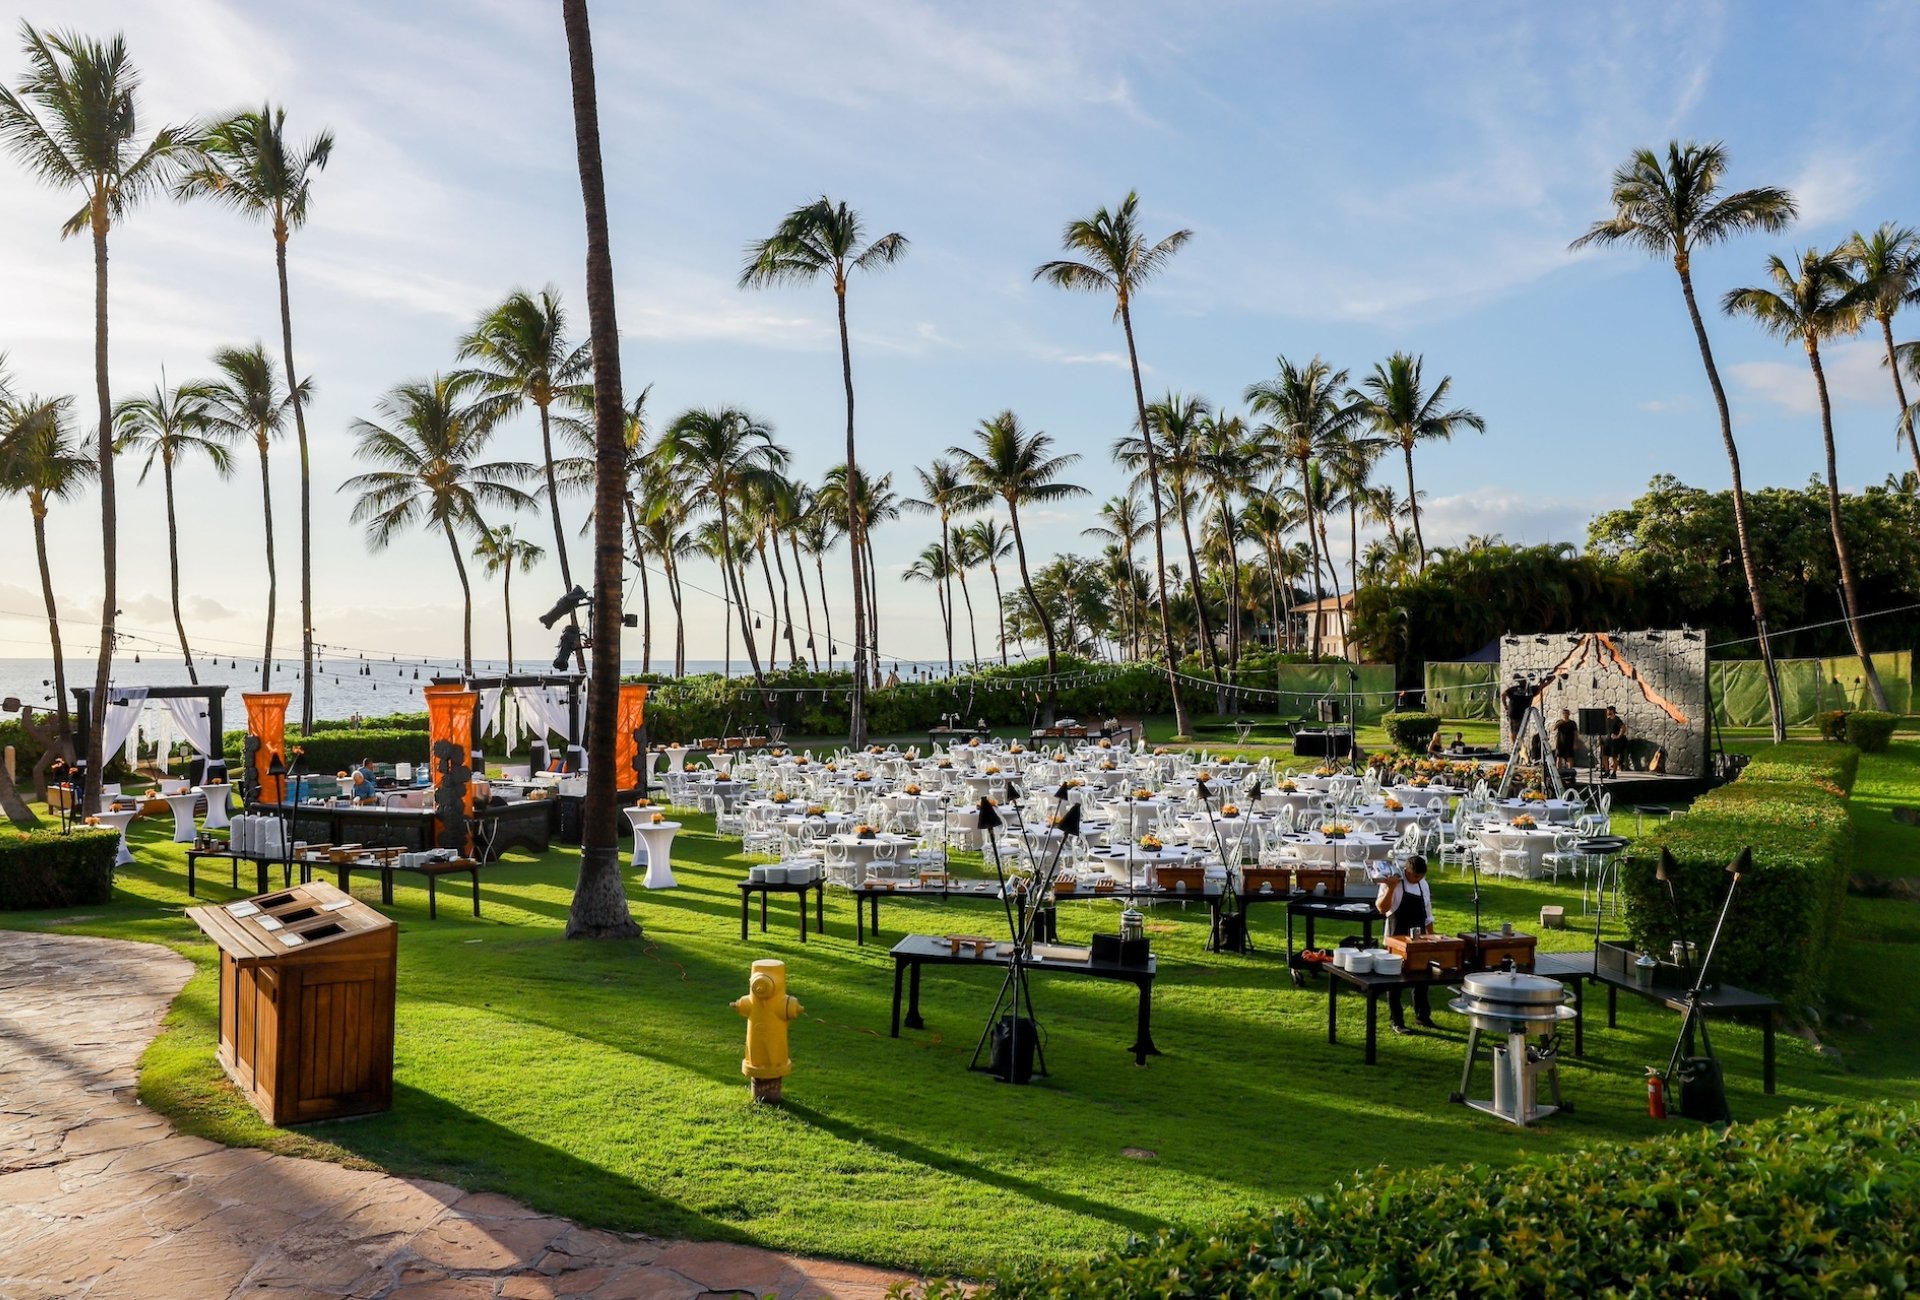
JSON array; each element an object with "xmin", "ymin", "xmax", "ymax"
[{"xmin": 1498, "ymin": 631, "xmax": 1708, "ymax": 776}]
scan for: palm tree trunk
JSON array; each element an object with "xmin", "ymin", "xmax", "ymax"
[
  {"xmin": 503, "ymin": 556, "xmax": 516, "ymax": 672},
  {"xmin": 1401, "ymin": 441, "xmax": 1426, "ymax": 573},
  {"xmin": 719, "ymin": 508, "xmax": 764, "ymax": 680},
  {"xmin": 443, "ymin": 520, "xmax": 476, "ymax": 677},
  {"xmin": 755, "ymin": 538, "xmax": 783, "ymax": 664},
  {"xmin": 1676, "ymin": 258, "xmax": 1785, "ymax": 742},
  {"xmin": 1317, "ymin": 516, "xmax": 1346, "ymax": 662},
  {"xmin": 954, "ymin": 562, "xmax": 980, "ymax": 666},
  {"xmin": 1174, "ymin": 487, "xmax": 1221, "ymax": 682},
  {"xmin": 1117, "ymin": 299, "xmax": 1189, "ymax": 736},
  {"xmin": 835, "ymin": 280, "xmax": 867, "ymax": 747},
  {"xmin": 273, "ymin": 230, "xmax": 318, "ymax": 735},
  {"xmin": 1347, "ymin": 497, "xmax": 1359, "ymax": 603},
  {"xmin": 989, "ymin": 560, "xmax": 1008, "ymax": 665},
  {"xmin": 1005, "ymin": 500, "xmax": 1057, "ymax": 724},
  {"xmin": 812, "ymin": 550, "xmax": 836, "ymax": 674},
  {"xmin": 83, "ymin": 198, "xmax": 114, "ymax": 815},
  {"xmin": 789, "ymin": 534, "xmax": 819, "ymax": 670},
  {"xmin": 257, "ymin": 441, "xmax": 277, "ymax": 692},
  {"xmin": 665, "ymin": 547, "xmax": 686, "ymax": 675},
  {"xmin": 30, "ymin": 498, "xmax": 72, "ymax": 751},
  {"xmin": 939, "ymin": 516, "xmax": 954, "ymax": 673},
  {"xmin": 1266, "ymin": 543, "xmax": 1283, "ymax": 652},
  {"xmin": 771, "ymin": 532, "xmax": 800, "ymax": 664},
  {"xmin": 865, "ymin": 531, "xmax": 882, "ymax": 680},
  {"xmin": 561, "ymin": 0, "xmax": 640, "ymax": 938},
  {"xmin": 161, "ymin": 456, "xmax": 198, "ymax": 685},
  {"xmin": 1880, "ymin": 314, "xmax": 1920, "ymax": 485},
  {"xmin": 1809, "ymin": 340, "xmax": 1890, "ymax": 710},
  {"xmin": 624, "ymin": 503, "xmax": 651, "ymax": 671},
  {"xmin": 1302, "ymin": 462, "xmax": 1323, "ymax": 658}
]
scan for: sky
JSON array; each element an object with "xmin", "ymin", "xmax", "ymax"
[{"xmin": 3, "ymin": 0, "xmax": 1919, "ymax": 670}]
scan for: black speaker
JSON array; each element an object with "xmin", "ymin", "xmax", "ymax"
[
  {"xmin": 1092, "ymin": 933, "xmax": 1150, "ymax": 966},
  {"xmin": 1317, "ymin": 699, "xmax": 1341, "ymax": 724},
  {"xmin": 1578, "ymin": 708, "xmax": 1608, "ymax": 735},
  {"xmin": 1028, "ymin": 905, "xmax": 1058, "ymax": 944},
  {"xmin": 988, "ymin": 1015, "xmax": 1037, "ymax": 1083},
  {"xmin": 1676, "ymin": 1056, "xmax": 1730, "ymax": 1123}
]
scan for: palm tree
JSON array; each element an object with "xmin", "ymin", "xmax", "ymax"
[
  {"xmin": 781, "ymin": 481, "xmax": 823, "ymax": 670},
  {"xmin": 902, "ymin": 543, "xmax": 952, "ymax": 660},
  {"xmin": 197, "ymin": 344, "xmax": 301, "ymax": 690},
  {"xmin": 1843, "ymin": 224, "xmax": 1920, "ymax": 483},
  {"xmin": 905, "ymin": 457, "xmax": 984, "ymax": 674},
  {"xmin": 112, "ymin": 378, "xmax": 232, "ymax": 683},
  {"xmin": 951, "ymin": 412, "xmax": 1087, "ymax": 720},
  {"xmin": 558, "ymin": 0, "xmax": 640, "ymax": 938},
  {"xmin": 964, "ymin": 517, "xmax": 1016, "ymax": 666},
  {"xmin": 1350, "ymin": 353, "xmax": 1483, "ymax": 572},
  {"xmin": 0, "ymin": 393, "xmax": 93, "ymax": 747},
  {"xmin": 0, "ymin": 22, "xmax": 196, "ymax": 808},
  {"xmin": 1245, "ymin": 355, "xmax": 1360, "ymax": 656},
  {"xmin": 340, "ymin": 374, "xmax": 534, "ymax": 676},
  {"xmin": 457, "ymin": 288, "xmax": 591, "ymax": 591},
  {"xmin": 473, "ymin": 525, "xmax": 544, "ymax": 672},
  {"xmin": 1126, "ymin": 392, "xmax": 1220, "ymax": 678},
  {"xmin": 819, "ymin": 463, "xmax": 898, "ymax": 679},
  {"xmin": 741, "ymin": 197, "xmax": 907, "ymax": 745},
  {"xmin": 178, "ymin": 106, "xmax": 333, "ymax": 732},
  {"xmin": 947, "ymin": 523, "xmax": 985, "ymax": 667},
  {"xmin": 1083, "ymin": 492, "xmax": 1151, "ymax": 661},
  {"xmin": 1237, "ymin": 490, "xmax": 1298, "ymax": 653},
  {"xmin": 1035, "ymin": 191, "xmax": 1194, "ymax": 734},
  {"xmin": 1571, "ymin": 140, "xmax": 1796, "ymax": 741},
  {"xmin": 799, "ymin": 494, "xmax": 841, "ymax": 671},
  {"xmin": 1195, "ymin": 407, "xmax": 1266, "ymax": 669},
  {"xmin": 1724, "ymin": 247, "xmax": 1888, "ymax": 710},
  {"xmin": 661, "ymin": 407, "xmax": 787, "ymax": 682}
]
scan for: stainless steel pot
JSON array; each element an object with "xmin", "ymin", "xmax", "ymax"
[{"xmin": 1450, "ymin": 971, "xmax": 1576, "ymax": 1031}]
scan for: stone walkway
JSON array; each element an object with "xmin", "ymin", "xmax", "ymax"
[{"xmin": 0, "ymin": 931, "xmax": 909, "ymax": 1299}]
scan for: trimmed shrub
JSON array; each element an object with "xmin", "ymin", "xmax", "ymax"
[
  {"xmin": 0, "ymin": 828, "xmax": 119, "ymax": 909},
  {"xmin": 223, "ymin": 728, "xmax": 438, "ymax": 775},
  {"xmin": 919, "ymin": 1103, "xmax": 1920, "ymax": 1299},
  {"xmin": 1628, "ymin": 742, "xmax": 1857, "ymax": 1008},
  {"xmin": 1380, "ymin": 710, "xmax": 1441, "ymax": 752},
  {"xmin": 1845, "ymin": 709, "xmax": 1897, "ymax": 753}
]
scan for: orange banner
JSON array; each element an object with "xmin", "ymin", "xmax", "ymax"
[
  {"xmin": 242, "ymin": 692, "xmax": 291, "ymax": 803},
  {"xmin": 615, "ymin": 684, "xmax": 649, "ymax": 787},
  {"xmin": 426, "ymin": 689, "xmax": 478, "ymax": 853}
]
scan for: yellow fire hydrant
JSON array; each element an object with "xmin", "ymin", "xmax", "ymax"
[{"xmin": 733, "ymin": 958, "xmax": 802, "ymax": 1103}]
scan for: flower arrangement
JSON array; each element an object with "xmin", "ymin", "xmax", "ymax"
[
  {"xmin": 825, "ymin": 762, "xmax": 838, "ymax": 772},
  {"xmin": 983, "ymin": 763, "xmax": 1002, "ymax": 775},
  {"xmin": 1098, "ymin": 739, "xmax": 1112, "ymax": 749},
  {"xmin": 854, "ymin": 823, "xmax": 878, "ymax": 839},
  {"xmin": 1382, "ymin": 797, "xmax": 1403, "ymax": 811},
  {"xmin": 633, "ymin": 797, "xmax": 651, "ymax": 808},
  {"xmin": 1100, "ymin": 760, "xmax": 1118, "ymax": 771},
  {"xmin": 1511, "ymin": 814, "xmax": 1537, "ymax": 830},
  {"xmin": 807, "ymin": 805, "xmax": 828, "ymax": 817},
  {"xmin": 870, "ymin": 745, "xmax": 885, "ymax": 754},
  {"xmin": 1410, "ymin": 777, "xmax": 1431, "ymax": 788},
  {"xmin": 937, "ymin": 758, "xmax": 953, "ymax": 769},
  {"xmin": 650, "ymin": 812, "xmax": 666, "ymax": 824},
  {"xmin": 1139, "ymin": 834, "xmax": 1164, "ymax": 851},
  {"xmin": 1154, "ymin": 746, "xmax": 1169, "ymax": 756},
  {"xmin": 1131, "ymin": 788, "xmax": 1154, "ymax": 801},
  {"xmin": 796, "ymin": 757, "xmax": 811, "ymax": 766},
  {"xmin": 1313, "ymin": 766, "xmax": 1335, "ymax": 778},
  {"xmin": 1522, "ymin": 790, "xmax": 1548, "ymax": 803},
  {"xmin": 84, "ymin": 815, "xmax": 99, "ymax": 826},
  {"xmin": 1320, "ymin": 821, "xmax": 1353, "ymax": 839},
  {"xmin": 1220, "ymin": 804, "xmax": 1240, "ymax": 818},
  {"xmin": 853, "ymin": 771, "xmax": 873, "ymax": 782},
  {"xmin": 903, "ymin": 784, "xmax": 922, "ymax": 796},
  {"xmin": 1279, "ymin": 779, "xmax": 1299, "ymax": 792},
  {"xmin": 1048, "ymin": 814, "xmax": 1068, "ymax": 827},
  {"xmin": 771, "ymin": 791, "xmax": 792, "ymax": 804},
  {"xmin": 336, "ymin": 769, "xmax": 349, "ymax": 778},
  {"xmin": 967, "ymin": 738, "xmax": 982, "ymax": 747},
  {"xmin": 1009, "ymin": 744, "xmax": 1025, "ymax": 754},
  {"xmin": 1065, "ymin": 777, "xmax": 1085, "ymax": 788}
]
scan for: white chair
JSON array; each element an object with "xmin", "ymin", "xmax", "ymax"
[{"xmin": 1541, "ymin": 831, "xmax": 1586, "ymax": 886}]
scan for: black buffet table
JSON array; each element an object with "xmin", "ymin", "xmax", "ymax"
[
  {"xmin": 1324, "ymin": 963, "xmax": 1472, "ymax": 1064},
  {"xmin": 256, "ymin": 797, "xmax": 553, "ymax": 860},
  {"xmin": 888, "ymin": 934, "xmax": 1161, "ymax": 1066}
]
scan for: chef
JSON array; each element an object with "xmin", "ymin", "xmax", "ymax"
[{"xmin": 1376, "ymin": 855, "xmax": 1437, "ymax": 1035}]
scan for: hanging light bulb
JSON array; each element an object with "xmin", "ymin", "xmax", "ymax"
[{"xmin": 134, "ymin": 652, "xmax": 141, "ymax": 663}]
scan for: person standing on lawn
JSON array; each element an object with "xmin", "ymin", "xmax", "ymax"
[{"xmin": 1378, "ymin": 855, "xmax": 1437, "ymax": 1034}]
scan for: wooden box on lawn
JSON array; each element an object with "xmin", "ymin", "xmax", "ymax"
[
  {"xmin": 186, "ymin": 880, "xmax": 396, "ymax": 1126},
  {"xmin": 1385, "ymin": 931, "xmax": 1467, "ymax": 975},
  {"xmin": 1461, "ymin": 930, "xmax": 1538, "ymax": 972}
]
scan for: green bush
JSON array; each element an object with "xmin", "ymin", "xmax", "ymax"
[
  {"xmin": 223, "ymin": 728, "xmax": 436, "ymax": 776},
  {"xmin": 1845, "ymin": 709, "xmax": 1897, "ymax": 753},
  {"xmin": 1818, "ymin": 708, "xmax": 1851, "ymax": 742},
  {"xmin": 0, "ymin": 828, "xmax": 120, "ymax": 909},
  {"xmin": 1628, "ymin": 742, "xmax": 1857, "ymax": 1008},
  {"xmin": 918, "ymin": 1103, "xmax": 1920, "ymax": 1299},
  {"xmin": 1379, "ymin": 710, "xmax": 1441, "ymax": 752}
]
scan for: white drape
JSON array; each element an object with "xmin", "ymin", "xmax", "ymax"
[
  {"xmin": 102, "ymin": 688, "xmax": 147, "ymax": 766},
  {"xmin": 161, "ymin": 696, "xmax": 212, "ymax": 757},
  {"xmin": 513, "ymin": 686, "xmax": 568, "ymax": 742},
  {"xmin": 476, "ymin": 686, "xmax": 504, "ymax": 740}
]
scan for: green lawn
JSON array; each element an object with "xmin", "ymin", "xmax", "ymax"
[{"xmin": 5, "ymin": 741, "xmax": 1919, "ymax": 1277}]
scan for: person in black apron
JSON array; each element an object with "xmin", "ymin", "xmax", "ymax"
[{"xmin": 1376, "ymin": 855, "xmax": 1437, "ymax": 1034}]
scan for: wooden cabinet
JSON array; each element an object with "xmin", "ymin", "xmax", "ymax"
[{"xmin": 187, "ymin": 880, "xmax": 396, "ymax": 1125}]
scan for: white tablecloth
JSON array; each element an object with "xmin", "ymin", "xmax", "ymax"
[{"xmin": 1474, "ymin": 825, "xmax": 1563, "ymax": 877}]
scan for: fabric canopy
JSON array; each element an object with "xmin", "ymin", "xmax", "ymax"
[
  {"xmin": 101, "ymin": 687, "xmax": 148, "ymax": 766},
  {"xmin": 161, "ymin": 695, "xmax": 213, "ymax": 757}
]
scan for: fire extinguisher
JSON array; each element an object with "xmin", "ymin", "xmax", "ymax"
[{"xmin": 1646, "ymin": 1068, "xmax": 1668, "ymax": 1119}]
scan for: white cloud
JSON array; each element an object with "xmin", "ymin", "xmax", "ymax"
[
  {"xmin": 1788, "ymin": 150, "xmax": 1873, "ymax": 228},
  {"xmin": 1730, "ymin": 339, "xmax": 1897, "ymax": 417}
]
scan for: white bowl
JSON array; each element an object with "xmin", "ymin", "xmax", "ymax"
[
  {"xmin": 749, "ymin": 865, "xmax": 769, "ymax": 883},
  {"xmin": 1331, "ymin": 948, "xmax": 1352, "ymax": 971},
  {"xmin": 763, "ymin": 866, "xmax": 788, "ymax": 884},
  {"xmin": 1373, "ymin": 952, "xmax": 1404, "ymax": 976},
  {"xmin": 1348, "ymin": 949, "xmax": 1376, "ymax": 974}
]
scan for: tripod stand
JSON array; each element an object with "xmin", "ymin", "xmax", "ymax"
[
  {"xmin": 1661, "ymin": 848, "xmax": 1747, "ymax": 1123},
  {"xmin": 968, "ymin": 793, "xmax": 1081, "ymax": 1083},
  {"xmin": 1496, "ymin": 703, "xmax": 1567, "ymax": 801}
]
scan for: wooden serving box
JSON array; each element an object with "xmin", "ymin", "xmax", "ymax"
[
  {"xmin": 1153, "ymin": 864, "xmax": 1205, "ymax": 892},
  {"xmin": 186, "ymin": 880, "xmax": 396, "ymax": 1126},
  {"xmin": 1461, "ymin": 930, "xmax": 1538, "ymax": 972},
  {"xmin": 1385, "ymin": 931, "xmax": 1468, "ymax": 974},
  {"xmin": 1241, "ymin": 865, "xmax": 1292, "ymax": 894},
  {"xmin": 1293, "ymin": 865, "xmax": 1344, "ymax": 896}
]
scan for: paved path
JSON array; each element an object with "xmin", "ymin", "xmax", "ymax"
[{"xmin": 0, "ymin": 931, "xmax": 908, "ymax": 1299}]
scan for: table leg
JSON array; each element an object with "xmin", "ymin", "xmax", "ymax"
[
  {"xmin": 799, "ymin": 887, "xmax": 808, "ymax": 943},
  {"xmin": 257, "ymin": 860, "xmax": 271, "ymax": 895},
  {"xmin": 428, "ymin": 876, "xmax": 439, "ymax": 920},
  {"xmin": 890, "ymin": 959, "xmax": 905, "ymax": 1036},
  {"xmin": 187, "ymin": 853, "xmax": 198, "ymax": 898},
  {"xmin": 1456, "ymin": 1026, "xmax": 1482, "ymax": 1099},
  {"xmin": 815, "ymin": 883, "xmax": 825, "ymax": 936},
  {"xmin": 871, "ymin": 894, "xmax": 882, "ymax": 941},
  {"xmin": 905, "ymin": 962, "xmax": 925, "ymax": 1030},
  {"xmin": 337, "ymin": 864, "xmax": 349, "ymax": 892},
  {"xmin": 382, "ymin": 867, "xmax": 394, "ymax": 906},
  {"xmin": 1327, "ymin": 975, "xmax": 1339, "ymax": 1044},
  {"xmin": 1129, "ymin": 978, "xmax": 1161, "ymax": 1064},
  {"xmin": 856, "ymin": 894, "xmax": 866, "ymax": 946},
  {"xmin": 1364, "ymin": 992, "xmax": 1379, "ymax": 1065},
  {"xmin": 740, "ymin": 892, "xmax": 749, "ymax": 942},
  {"xmin": 1763, "ymin": 1017, "xmax": 1776, "ymax": 1095}
]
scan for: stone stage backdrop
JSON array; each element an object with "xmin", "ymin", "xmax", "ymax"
[{"xmin": 1498, "ymin": 630, "xmax": 1708, "ymax": 776}]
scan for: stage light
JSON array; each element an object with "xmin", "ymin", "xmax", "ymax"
[
  {"xmin": 540, "ymin": 586, "xmax": 591, "ymax": 628},
  {"xmin": 621, "ymin": 612, "xmax": 638, "ymax": 628},
  {"xmin": 553, "ymin": 624, "xmax": 583, "ymax": 670}
]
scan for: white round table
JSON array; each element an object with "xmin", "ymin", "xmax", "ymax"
[
  {"xmin": 1492, "ymin": 798, "xmax": 1582, "ymax": 825},
  {"xmin": 162, "ymin": 792, "xmax": 202, "ymax": 843},
  {"xmin": 623, "ymin": 808, "xmax": 682, "ymax": 888},
  {"xmin": 1474, "ymin": 825, "xmax": 1562, "ymax": 878},
  {"xmin": 662, "ymin": 746, "xmax": 690, "ymax": 774},
  {"xmin": 196, "ymin": 783, "xmax": 233, "ymax": 830},
  {"xmin": 1283, "ymin": 831, "xmax": 1393, "ymax": 864},
  {"xmin": 94, "ymin": 809, "xmax": 139, "ymax": 866},
  {"xmin": 156, "ymin": 778, "xmax": 191, "ymax": 797}
]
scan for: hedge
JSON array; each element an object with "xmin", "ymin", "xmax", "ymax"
[
  {"xmin": 1379, "ymin": 710, "xmax": 1440, "ymax": 752},
  {"xmin": 221, "ymin": 728, "xmax": 441, "ymax": 775},
  {"xmin": 912, "ymin": 1102, "xmax": 1919, "ymax": 1298},
  {"xmin": 0, "ymin": 828, "xmax": 120, "ymax": 909},
  {"xmin": 1845, "ymin": 709, "xmax": 1897, "ymax": 753},
  {"xmin": 1627, "ymin": 742, "xmax": 1856, "ymax": 1009}
]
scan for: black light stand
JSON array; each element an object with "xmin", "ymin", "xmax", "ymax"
[
  {"xmin": 1345, "ymin": 667, "xmax": 1360, "ymax": 765},
  {"xmin": 1662, "ymin": 848, "xmax": 1747, "ymax": 1122},
  {"xmin": 969, "ymin": 799, "xmax": 1084, "ymax": 1083},
  {"xmin": 1193, "ymin": 776, "xmax": 1247, "ymax": 953}
]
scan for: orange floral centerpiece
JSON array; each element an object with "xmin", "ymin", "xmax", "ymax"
[
  {"xmin": 1098, "ymin": 738, "xmax": 1112, "ymax": 749},
  {"xmin": 1279, "ymin": 779, "xmax": 1299, "ymax": 792},
  {"xmin": 1382, "ymin": 797, "xmax": 1403, "ymax": 811},
  {"xmin": 967, "ymin": 738, "xmax": 982, "ymax": 748},
  {"xmin": 937, "ymin": 758, "xmax": 953, "ymax": 769},
  {"xmin": 1196, "ymin": 770, "xmax": 1213, "ymax": 782},
  {"xmin": 1131, "ymin": 787, "xmax": 1154, "ymax": 800},
  {"xmin": 1100, "ymin": 760, "xmax": 1118, "ymax": 771},
  {"xmin": 1009, "ymin": 744, "xmax": 1025, "ymax": 754},
  {"xmin": 853, "ymin": 770, "xmax": 873, "ymax": 782},
  {"xmin": 1511, "ymin": 814, "xmax": 1537, "ymax": 830},
  {"xmin": 795, "ymin": 756, "xmax": 811, "ymax": 767},
  {"xmin": 1313, "ymin": 766, "xmax": 1335, "ymax": 778},
  {"xmin": 1154, "ymin": 747, "xmax": 1169, "ymax": 756},
  {"xmin": 1522, "ymin": 790, "xmax": 1548, "ymax": 803},
  {"xmin": 632, "ymin": 798, "xmax": 651, "ymax": 808},
  {"xmin": 983, "ymin": 764, "xmax": 1002, "ymax": 775},
  {"xmin": 807, "ymin": 804, "xmax": 827, "ymax": 817},
  {"xmin": 1139, "ymin": 833, "xmax": 1164, "ymax": 851},
  {"xmin": 1410, "ymin": 777, "xmax": 1431, "ymax": 788},
  {"xmin": 1220, "ymin": 803, "xmax": 1241, "ymax": 818},
  {"xmin": 650, "ymin": 812, "xmax": 666, "ymax": 824},
  {"xmin": 903, "ymin": 784, "xmax": 922, "ymax": 796},
  {"xmin": 1065, "ymin": 776, "xmax": 1085, "ymax": 788},
  {"xmin": 1320, "ymin": 821, "xmax": 1353, "ymax": 839},
  {"xmin": 854, "ymin": 823, "xmax": 878, "ymax": 839},
  {"xmin": 771, "ymin": 791, "xmax": 792, "ymax": 804}
]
